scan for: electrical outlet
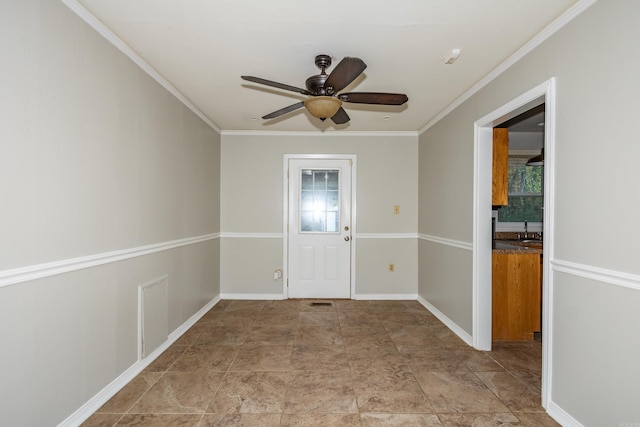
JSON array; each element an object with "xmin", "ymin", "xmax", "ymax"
[
  {"xmin": 388, "ymin": 263, "xmax": 395, "ymax": 272},
  {"xmin": 393, "ymin": 205, "xmax": 400, "ymax": 214}
]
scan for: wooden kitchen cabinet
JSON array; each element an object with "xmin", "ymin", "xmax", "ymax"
[
  {"xmin": 492, "ymin": 128, "xmax": 509, "ymax": 206},
  {"xmin": 492, "ymin": 252, "xmax": 541, "ymax": 340}
]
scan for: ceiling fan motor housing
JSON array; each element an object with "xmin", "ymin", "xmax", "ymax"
[
  {"xmin": 305, "ymin": 74, "xmax": 329, "ymax": 95},
  {"xmin": 306, "ymin": 54, "xmax": 334, "ymax": 95}
]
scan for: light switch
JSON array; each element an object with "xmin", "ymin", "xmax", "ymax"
[{"xmin": 393, "ymin": 205, "xmax": 400, "ymax": 214}]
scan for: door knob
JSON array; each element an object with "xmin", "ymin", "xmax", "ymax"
[{"xmin": 344, "ymin": 236, "xmax": 350, "ymax": 241}]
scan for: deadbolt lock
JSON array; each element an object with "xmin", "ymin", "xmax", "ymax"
[{"xmin": 344, "ymin": 226, "xmax": 349, "ymax": 231}]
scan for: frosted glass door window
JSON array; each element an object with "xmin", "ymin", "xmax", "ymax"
[{"xmin": 300, "ymin": 169, "xmax": 340, "ymax": 232}]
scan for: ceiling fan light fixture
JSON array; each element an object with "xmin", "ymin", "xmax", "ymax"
[{"xmin": 304, "ymin": 96, "xmax": 342, "ymax": 120}]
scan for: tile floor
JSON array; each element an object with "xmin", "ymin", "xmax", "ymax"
[{"xmin": 82, "ymin": 299, "xmax": 559, "ymax": 426}]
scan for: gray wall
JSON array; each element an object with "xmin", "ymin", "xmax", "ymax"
[
  {"xmin": 0, "ymin": 1, "xmax": 221, "ymax": 425},
  {"xmin": 221, "ymin": 133, "xmax": 418, "ymax": 298},
  {"xmin": 418, "ymin": 0, "xmax": 640, "ymax": 425}
]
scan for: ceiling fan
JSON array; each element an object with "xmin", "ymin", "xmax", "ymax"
[{"xmin": 241, "ymin": 54, "xmax": 408, "ymax": 124}]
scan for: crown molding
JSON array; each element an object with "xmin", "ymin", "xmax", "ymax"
[
  {"xmin": 60, "ymin": 0, "xmax": 222, "ymax": 134},
  {"xmin": 418, "ymin": 0, "xmax": 598, "ymax": 134},
  {"xmin": 220, "ymin": 130, "xmax": 419, "ymax": 137}
]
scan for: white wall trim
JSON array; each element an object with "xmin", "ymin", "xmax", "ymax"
[
  {"xmin": 416, "ymin": 295, "xmax": 473, "ymax": 346},
  {"xmin": 60, "ymin": 0, "xmax": 221, "ymax": 134},
  {"xmin": 220, "ymin": 293, "xmax": 286, "ymax": 300},
  {"xmin": 418, "ymin": 234, "xmax": 472, "ymax": 251},
  {"xmin": 221, "ymin": 130, "xmax": 418, "ymax": 137},
  {"xmin": 552, "ymin": 259, "xmax": 640, "ymax": 292},
  {"xmin": 0, "ymin": 233, "xmax": 220, "ymax": 289},
  {"xmin": 59, "ymin": 295, "xmax": 221, "ymax": 427},
  {"xmin": 354, "ymin": 293, "xmax": 418, "ymax": 301},
  {"xmin": 357, "ymin": 233, "xmax": 417, "ymax": 239},
  {"xmin": 473, "ymin": 78, "xmax": 556, "ymax": 407},
  {"xmin": 546, "ymin": 400, "xmax": 584, "ymax": 427},
  {"xmin": 220, "ymin": 232, "xmax": 417, "ymax": 240},
  {"xmin": 220, "ymin": 232, "xmax": 284, "ymax": 239},
  {"xmin": 418, "ymin": 0, "xmax": 597, "ymax": 134}
]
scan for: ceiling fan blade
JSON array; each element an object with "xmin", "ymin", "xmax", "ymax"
[
  {"xmin": 338, "ymin": 92, "xmax": 408, "ymax": 105},
  {"xmin": 324, "ymin": 57, "xmax": 367, "ymax": 94},
  {"xmin": 331, "ymin": 107, "xmax": 350, "ymax": 125},
  {"xmin": 262, "ymin": 101, "xmax": 305, "ymax": 119},
  {"xmin": 242, "ymin": 76, "xmax": 311, "ymax": 95}
]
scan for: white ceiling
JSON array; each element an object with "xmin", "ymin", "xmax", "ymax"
[{"xmin": 72, "ymin": 0, "xmax": 578, "ymax": 133}]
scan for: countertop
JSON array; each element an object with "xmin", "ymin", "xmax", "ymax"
[{"xmin": 493, "ymin": 240, "xmax": 543, "ymax": 254}]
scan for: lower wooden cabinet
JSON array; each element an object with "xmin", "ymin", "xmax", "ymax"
[{"xmin": 492, "ymin": 252, "xmax": 541, "ymax": 340}]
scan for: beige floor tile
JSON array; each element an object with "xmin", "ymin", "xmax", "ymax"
[
  {"xmin": 116, "ymin": 413, "xmax": 202, "ymax": 426},
  {"xmin": 284, "ymin": 370, "xmax": 357, "ymax": 414},
  {"xmin": 200, "ymin": 413, "xmax": 281, "ymax": 426},
  {"xmin": 229, "ymin": 344, "xmax": 292, "ymax": 371},
  {"xmin": 400, "ymin": 344, "xmax": 471, "ymax": 373},
  {"xmin": 223, "ymin": 300, "xmax": 267, "ymax": 312},
  {"xmin": 172, "ymin": 325, "xmax": 204, "ymax": 346},
  {"xmin": 414, "ymin": 371, "xmax": 510, "ymax": 413},
  {"xmin": 206, "ymin": 371, "xmax": 288, "ymax": 414},
  {"xmin": 144, "ymin": 346, "xmax": 188, "ymax": 373},
  {"xmin": 352, "ymin": 370, "xmax": 433, "ymax": 413},
  {"xmin": 262, "ymin": 299, "xmax": 301, "ymax": 313},
  {"xmin": 437, "ymin": 412, "xmax": 521, "ymax": 426},
  {"xmin": 280, "ymin": 413, "xmax": 362, "ymax": 426},
  {"xmin": 513, "ymin": 412, "xmax": 561, "ymax": 426},
  {"xmin": 295, "ymin": 325, "xmax": 343, "ymax": 346},
  {"xmin": 129, "ymin": 371, "xmax": 224, "ymax": 414},
  {"xmin": 80, "ymin": 413, "xmax": 123, "ymax": 426},
  {"xmin": 195, "ymin": 325, "xmax": 250, "ymax": 346},
  {"xmin": 386, "ymin": 324, "xmax": 444, "ymax": 346},
  {"xmin": 298, "ymin": 311, "xmax": 339, "ymax": 326},
  {"xmin": 245, "ymin": 324, "xmax": 297, "ymax": 345},
  {"xmin": 252, "ymin": 311, "xmax": 299, "ymax": 326},
  {"xmin": 367, "ymin": 301, "xmax": 412, "ymax": 312},
  {"xmin": 84, "ymin": 299, "xmax": 548, "ymax": 425},
  {"xmin": 170, "ymin": 344, "xmax": 238, "ymax": 372},
  {"xmin": 360, "ymin": 413, "xmax": 443, "ymax": 426},
  {"xmin": 341, "ymin": 324, "xmax": 395, "ymax": 348},
  {"xmin": 291, "ymin": 345, "xmax": 350, "ymax": 371},
  {"xmin": 97, "ymin": 372, "xmax": 162, "ymax": 414},
  {"xmin": 347, "ymin": 346, "xmax": 410, "ymax": 373},
  {"xmin": 380, "ymin": 312, "xmax": 426, "ymax": 326},
  {"xmin": 338, "ymin": 310, "xmax": 380, "ymax": 325},
  {"xmin": 475, "ymin": 371, "xmax": 545, "ymax": 412},
  {"xmin": 334, "ymin": 299, "xmax": 373, "ymax": 312}
]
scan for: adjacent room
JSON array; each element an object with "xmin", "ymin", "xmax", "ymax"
[{"xmin": 1, "ymin": 1, "xmax": 639, "ymax": 426}]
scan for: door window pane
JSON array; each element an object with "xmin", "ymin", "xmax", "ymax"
[{"xmin": 300, "ymin": 169, "xmax": 340, "ymax": 233}]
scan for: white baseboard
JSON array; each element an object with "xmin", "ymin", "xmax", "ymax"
[
  {"xmin": 354, "ymin": 294, "xmax": 418, "ymax": 300},
  {"xmin": 416, "ymin": 295, "xmax": 473, "ymax": 346},
  {"xmin": 547, "ymin": 400, "xmax": 584, "ymax": 427},
  {"xmin": 59, "ymin": 295, "xmax": 221, "ymax": 427},
  {"xmin": 220, "ymin": 293, "xmax": 286, "ymax": 300}
]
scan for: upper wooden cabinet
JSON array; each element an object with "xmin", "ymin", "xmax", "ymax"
[{"xmin": 492, "ymin": 128, "xmax": 509, "ymax": 206}]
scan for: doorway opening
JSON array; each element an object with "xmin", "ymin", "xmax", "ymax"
[{"xmin": 473, "ymin": 78, "xmax": 555, "ymax": 408}]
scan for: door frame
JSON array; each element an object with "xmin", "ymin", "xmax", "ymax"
[
  {"xmin": 282, "ymin": 154, "xmax": 357, "ymax": 299},
  {"xmin": 473, "ymin": 78, "xmax": 555, "ymax": 407}
]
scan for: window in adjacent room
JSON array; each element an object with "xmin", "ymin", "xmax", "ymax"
[{"xmin": 497, "ymin": 156, "xmax": 543, "ymax": 223}]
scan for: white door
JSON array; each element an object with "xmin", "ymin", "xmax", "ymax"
[{"xmin": 288, "ymin": 158, "xmax": 352, "ymax": 298}]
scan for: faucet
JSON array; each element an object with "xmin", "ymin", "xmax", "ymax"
[{"xmin": 523, "ymin": 221, "xmax": 528, "ymax": 240}]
